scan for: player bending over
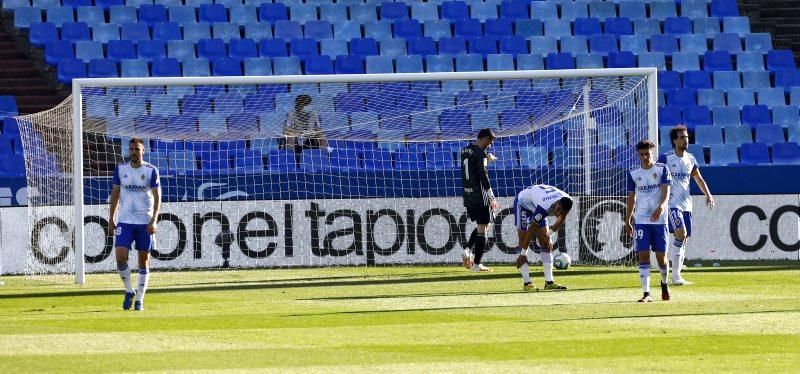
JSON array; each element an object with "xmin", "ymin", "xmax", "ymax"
[
  {"xmin": 657, "ymin": 125, "xmax": 715, "ymax": 285},
  {"xmin": 513, "ymin": 184, "xmax": 573, "ymax": 292},
  {"xmin": 460, "ymin": 128, "xmax": 500, "ymax": 272},
  {"xmin": 626, "ymin": 140, "xmax": 671, "ymax": 302},
  {"xmin": 108, "ymin": 138, "xmax": 161, "ymax": 311}
]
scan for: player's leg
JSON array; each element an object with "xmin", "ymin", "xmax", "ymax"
[
  {"xmin": 463, "ymin": 226, "xmax": 477, "ymax": 269},
  {"xmin": 653, "ymin": 225, "xmax": 670, "ymax": 301},
  {"xmin": 517, "ymin": 227, "xmax": 537, "ymax": 291},
  {"xmin": 636, "ymin": 225, "xmax": 653, "ymax": 302},
  {"xmin": 114, "ymin": 224, "xmax": 136, "ymax": 310},
  {"xmin": 133, "ymin": 225, "xmax": 152, "ymax": 311},
  {"xmin": 671, "ymin": 211, "xmax": 693, "ymax": 285},
  {"xmin": 538, "ymin": 219, "xmax": 566, "ymax": 290},
  {"xmin": 470, "ymin": 222, "xmax": 491, "ymax": 272}
]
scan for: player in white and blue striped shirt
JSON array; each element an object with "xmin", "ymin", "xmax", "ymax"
[
  {"xmin": 657, "ymin": 125, "xmax": 715, "ymax": 286},
  {"xmin": 626, "ymin": 140, "xmax": 672, "ymax": 303}
]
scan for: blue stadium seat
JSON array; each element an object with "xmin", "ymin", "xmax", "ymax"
[
  {"xmin": 589, "ymin": 34, "xmax": 617, "ymax": 54},
  {"xmin": 290, "ymin": 4, "xmax": 317, "ymax": 24},
  {"xmin": 183, "ymin": 57, "xmax": 211, "ymax": 76},
  {"xmin": 529, "ymin": 36, "xmax": 557, "ymax": 55},
  {"xmin": 393, "ymin": 18, "xmax": 421, "ymax": 39},
  {"xmin": 724, "ymin": 17, "xmax": 750, "ymax": 37},
  {"xmin": 698, "ymin": 88, "xmax": 726, "ymax": 107},
  {"xmin": 121, "ymin": 22, "xmax": 151, "ymax": 42},
  {"xmin": 683, "ymin": 105, "xmax": 712, "ymax": 129},
  {"xmin": 737, "ymin": 51, "xmax": 764, "ymax": 72},
  {"xmin": 139, "ymin": 4, "xmax": 167, "ymax": 26},
  {"xmin": 620, "ymin": 35, "xmax": 648, "ymax": 54},
  {"xmin": 57, "ymin": 58, "xmax": 86, "ymax": 84},
  {"xmin": 227, "ymin": 38, "xmax": 257, "ymax": 59},
  {"xmin": 772, "ymin": 105, "xmax": 799, "ymax": 127},
  {"xmin": 755, "ymin": 124, "xmax": 785, "ymax": 145},
  {"xmin": 544, "ymin": 19, "xmax": 571, "ymax": 38},
  {"xmin": 29, "ymin": 22, "xmax": 58, "ymax": 47},
  {"xmin": 485, "ymin": 18, "xmax": 512, "ymax": 38},
  {"xmin": 664, "ymin": 16, "xmax": 692, "ymax": 35},
  {"xmin": 197, "ymin": 38, "xmax": 227, "ymax": 61},
  {"xmin": 639, "ymin": 52, "xmax": 666, "ymax": 70},
  {"xmin": 588, "ymin": 0, "xmax": 615, "ymax": 19},
  {"xmin": 334, "ymin": 55, "xmax": 364, "ymax": 74},
  {"xmin": 365, "ymin": 55, "xmax": 393, "ymax": 73},
  {"xmin": 659, "ymin": 106, "xmax": 682, "ymax": 127},
  {"xmin": 230, "ymin": 5, "xmax": 257, "ymax": 25},
  {"xmin": 530, "ymin": 1, "xmax": 557, "ymax": 20},
  {"xmin": 711, "ymin": 0, "xmax": 739, "ymax": 18},
  {"xmin": 320, "ymin": 39, "xmax": 347, "ymax": 58},
  {"xmin": 438, "ymin": 36, "xmax": 466, "ymax": 55},
  {"xmin": 740, "ymin": 142, "xmax": 770, "ymax": 164},
  {"xmin": 757, "ymin": 88, "xmax": 786, "ymax": 107},
  {"xmin": 96, "ymin": 0, "xmax": 124, "ymax": 9},
  {"xmin": 766, "ymin": 49, "xmax": 796, "ymax": 72},
  {"xmin": 790, "ymin": 127, "xmax": 800, "ymax": 142},
  {"xmin": 560, "ymin": 0, "xmax": 588, "ymax": 20},
  {"xmin": 441, "ymin": 1, "xmax": 468, "ymax": 21},
  {"xmin": 469, "ymin": 36, "xmax": 498, "ymax": 56},
  {"xmin": 713, "ymin": 33, "xmax": 742, "ymax": 52},
  {"xmin": 290, "ymin": 38, "xmax": 319, "ymax": 60},
  {"xmin": 350, "ymin": 37, "xmax": 379, "ymax": 57},
  {"xmin": 710, "ymin": 105, "xmax": 741, "ymax": 126},
  {"xmin": 426, "ymin": 54, "xmax": 453, "ymax": 72},
  {"xmin": 407, "ymin": 36, "xmax": 437, "ymax": 56},
  {"xmin": 424, "ymin": 19, "xmax": 452, "ymax": 40},
  {"xmin": 453, "ymin": 18, "xmax": 482, "ymax": 38},
  {"xmin": 87, "ymin": 58, "xmax": 118, "ymax": 77},
  {"xmin": 574, "ymin": 17, "xmax": 601, "ymax": 36},
  {"xmin": 499, "ymin": 35, "xmax": 527, "ymax": 55},
  {"xmin": 546, "ymin": 52, "xmax": 574, "ymax": 69},
  {"xmin": 258, "ymin": 38, "xmax": 287, "ymax": 58},
  {"xmin": 243, "ymin": 22, "xmax": 272, "ymax": 40},
  {"xmin": 704, "ymin": 50, "xmax": 733, "ymax": 71},
  {"xmin": 305, "ymin": 55, "xmax": 333, "ymax": 74},
  {"xmin": 695, "ymin": 124, "xmax": 724, "ymax": 145},
  {"xmin": 709, "ymin": 143, "xmax": 739, "ymax": 165},
  {"xmin": 501, "ymin": 0, "xmax": 529, "ymax": 20},
  {"xmin": 683, "ymin": 70, "xmax": 713, "ymax": 89},
  {"xmin": 151, "ymin": 57, "xmax": 181, "ymax": 76},
  {"xmin": 274, "ymin": 20, "xmax": 302, "ymax": 40},
  {"xmin": 268, "ymin": 149, "xmax": 297, "ymax": 172},
  {"xmin": 742, "ymin": 71, "xmax": 771, "ymax": 90},
  {"xmin": 212, "ymin": 57, "xmax": 242, "ymax": 76},
  {"xmin": 633, "ymin": 18, "xmax": 661, "ymax": 37},
  {"xmin": 380, "ymin": 38, "xmax": 407, "ymax": 57},
  {"xmin": 724, "ymin": 125, "xmax": 752, "ymax": 144},
  {"xmin": 396, "ymin": 54, "xmax": 423, "ymax": 72},
  {"xmin": 728, "ymin": 88, "xmax": 755, "ymax": 108},
  {"xmin": 121, "ymin": 59, "xmax": 149, "ymax": 77},
  {"xmin": 61, "ymin": 21, "xmax": 90, "ymax": 42},
  {"xmin": 44, "ymin": 40, "xmax": 75, "ymax": 66},
  {"xmin": 242, "ymin": 57, "xmax": 271, "ymax": 75},
  {"xmin": 380, "ymin": 1, "xmax": 409, "ymax": 21},
  {"xmin": 183, "ymin": 22, "xmax": 211, "ymax": 42},
  {"xmin": 350, "ymin": 4, "xmax": 377, "ymax": 23},
  {"xmin": 776, "ymin": 70, "xmax": 800, "ymax": 92},
  {"xmin": 470, "ymin": 2, "xmax": 498, "ymax": 22},
  {"xmin": 152, "ymin": 22, "xmax": 181, "ymax": 41},
  {"xmin": 109, "ymin": 5, "xmax": 136, "ymax": 24},
  {"xmin": 693, "ymin": 17, "xmax": 721, "ymax": 36},
  {"xmin": 135, "ymin": 39, "xmax": 165, "ymax": 60},
  {"xmin": 14, "ymin": 7, "xmax": 42, "ymax": 30},
  {"xmin": 745, "ymin": 33, "xmax": 772, "ymax": 53},
  {"xmin": 516, "ymin": 53, "xmax": 544, "ymax": 70},
  {"xmin": 259, "ymin": 2, "xmax": 287, "ymax": 22},
  {"xmin": 651, "ymin": 34, "xmax": 679, "ymax": 54},
  {"xmin": 658, "ymin": 71, "xmax": 682, "ymax": 90},
  {"xmin": 166, "ymin": 40, "xmax": 194, "ymax": 61},
  {"xmin": 362, "ymin": 149, "xmax": 392, "ymax": 170},
  {"xmin": 561, "ymin": 36, "xmax": 588, "ymax": 55},
  {"xmin": 605, "ymin": 17, "xmax": 632, "ymax": 36},
  {"xmin": 168, "ymin": 5, "xmax": 196, "ymax": 24},
  {"xmin": 515, "ymin": 19, "xmax": 542, "ymax": 37},
  {"xmin": 213, "ymin": 23, "xmax": 241, "ymax": 42},
  {"xmin": 607, "ymin": 50, "xmax": 634, "ymax": 68},
  {"xmin": 46, "ymin": 6, "xmax": 76, "ymax": 27},
  {"xmin": 772, "ymin": 142, "xmax": 800, "ymax": 164},
  {"xmin": 304, "ymin": 20, "xmax": 332, "ymax": 39},
  {"xmin": 618, "ymin": 1, "xmax": 645, "ymax": 19},
  {"xmin": 680, "ymin": 34, "xmax": 708, "ymax": 54},
  {"xmin": 439, "ymin": 108, "xmax": 470, "ymax": 135},
  {"xmin": 713, "ymin": 70, "xmax": 740, "ymax": 90},
  {"xmin": 455, "ymin": 54, "xmax": 483, "ymax": 71},
  {"xmin": 742, "ymin": 104, "xmax": 771, "ymax": 127},
  {"xmin": 576, "ymin": 53, "xmax": 603, "ymax": 69},
  {"xmin": 411, "ymin": 2, "xmax": 438, "ymax": 22}
]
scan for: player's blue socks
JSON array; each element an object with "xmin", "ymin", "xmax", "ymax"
[
  {"xmin": 638, "ymin": 262, "xmax": 651, "ymax": 294},
  {"xmin": 118, "ymin": 263, "xmax": 133, "ymax": 293},
  {"xmin": 136, "ymin": 268, "xmax": 149, "ymax": 304},
  {"xmin": 541, "ymin": 252, "xmax": 554, "ymax": 282},
  {"xmin": 671, "ymin": 239, "xmax": 685, "ymax": 278}
]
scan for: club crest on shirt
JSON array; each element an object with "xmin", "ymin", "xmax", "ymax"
[
  {"xmin": 141, "ymin": 174, "xmax": 145, "ymax": 180},
  {"xmin": 653, "ymin": 172, "xmax": 657, "ymax": 179}
]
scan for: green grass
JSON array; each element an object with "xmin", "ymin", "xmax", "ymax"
[{"xmin": 1, "ymin": 265, "xmax": 799, "ymax": 373}]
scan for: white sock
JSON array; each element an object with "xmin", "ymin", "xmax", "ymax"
[
  {"xmin": 659, "ymin": 263, "xmax": 668, "ymax": 284},
  {"xmin": 520, "ymin": 263, "xmax": 531, "ymax": 284},
  {"xmin": 541, "ymin": 252, "xmax": 554, "ymax": 282},
  {"xmin": 136, "ymin": 269, "xmax": 149, "ymax": 303},
  {"xmin": 671, "ymin": 239, "xmax": 684, "ymax": 278},
  {"xmin": 118, "ymin": 264, "xmax": 133, "ymax": 293},
  {"xmin": 463, "ymin": 248, "xmax": 471, "ymax": 259},
  {"xmin": 638, "ymin": 263, "xmax": 651, "ymax": 293}
]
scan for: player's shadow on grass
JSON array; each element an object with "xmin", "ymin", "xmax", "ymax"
[
  {"xmin": 518, "ymin": 308, "xmax": 800, "ymax": 324},
  {"xmin": 299, "ymin": 285, "xmax": 634, "ymax": 301}
]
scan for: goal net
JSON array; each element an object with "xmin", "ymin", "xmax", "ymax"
[{"xmin": 14, "ymin": 69, "xmax": 657, "ymax": 283}]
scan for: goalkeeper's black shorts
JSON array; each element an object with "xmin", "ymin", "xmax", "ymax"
[{"xmin": 465, "ymin": 204, "xmax": 493, "ymax": 225}]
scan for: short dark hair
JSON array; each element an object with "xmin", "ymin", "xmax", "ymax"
[
  {"xmin": 477, "ymin": 128, "xmax": 496, "ymax": 140},
  {"xmin": 635, "ymin": 140, "xmax": 655, "ymax": 151},
  {"xmin": 558, "ymin": 197, "xmax": 573, "ymax": 213},
  {"xmin": 669, "ymin": 124, "xmax": 688, "ymax": 148},
  {"xmin": 129, "ymin": 138, "xmax": 145, "ymax": 147}
]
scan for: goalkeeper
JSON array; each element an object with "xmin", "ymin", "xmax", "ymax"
[{"xmin": 460, "ymin": 128, "xmax": 499, "ymax": 272}]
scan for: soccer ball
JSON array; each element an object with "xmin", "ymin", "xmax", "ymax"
[{"xmin": 554, "ymin": 253, "xmax": 571, "ymax": 270}]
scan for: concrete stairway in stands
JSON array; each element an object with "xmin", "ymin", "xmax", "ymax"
[{"xmin": 740, "ymin": 0, "xmax": 800, "ymax": 60}]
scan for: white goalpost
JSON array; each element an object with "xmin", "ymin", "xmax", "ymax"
[{"xmin": 14, "ymin": 68, "xmax": 658, "ymax": 284}]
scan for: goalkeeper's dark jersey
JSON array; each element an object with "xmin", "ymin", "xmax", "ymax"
[{"xmin": 460, "ymin": 144, "xmax": 492, "ymax": 208}]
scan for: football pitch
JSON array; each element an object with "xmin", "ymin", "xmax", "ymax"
[{"xmin": 1, "ymin": 264, "xmax": 799, "ymax": 373}]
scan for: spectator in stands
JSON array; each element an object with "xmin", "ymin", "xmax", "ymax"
[{"xmin": 282, "ymin": 94, "xmax": 328, "ymax": 152}]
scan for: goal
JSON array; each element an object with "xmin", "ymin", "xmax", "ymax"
[{"xmin": 14, "ymin": 69, "xmax": 658, "ymax": 283}]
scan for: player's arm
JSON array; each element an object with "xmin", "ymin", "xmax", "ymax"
[
  {"xmin": 478, "ymin": 153, "xmax": 498, "ymax": 211},
  {"xmin": 651, "ymin": 166, "xmax": 672, "ymax": 222},
  {"xmin": 691, "ymin": 167, "xmax": 715, "ymax": 208},
  {"xmin": 148, "ymin": 168, "xmax": 162, "ymax": 235},
  {"xmin": 108, "ymin": 166, "xmax": 121, "ymax": 236},
  {"xmin": 624, "ymin": 173, "xmax": 635, "ymax": 236},
  {"xmin": 549, "ymin": 213, "xmax": 566, "ymax": 234}
]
